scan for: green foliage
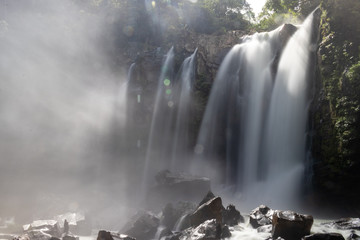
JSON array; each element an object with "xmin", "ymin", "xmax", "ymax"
[{"xmin": 314, "ymin": 0, "xmax": 360, "ymax": 192}]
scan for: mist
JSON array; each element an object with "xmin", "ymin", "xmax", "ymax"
[{"xmin": 0, "ymin": 0, "xmax": 133, "ymax": 227}]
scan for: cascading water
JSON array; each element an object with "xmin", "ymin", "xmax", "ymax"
[
  {"xmin": 195, "ymin": 12, "xmax": 317, "ymax": 209},
  {"xmin": 171, "ymin": 49, "xmax": 197, "ymax": 171},
  {"xmin": 143, "ymin": 47, "xmax": 175, "ymax": 189}
]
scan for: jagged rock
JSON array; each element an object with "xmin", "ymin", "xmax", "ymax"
[
  {"xmin": 249, "ymin": 205, "xmax": 274, "ymax": 228},
  {"xmin": 347, "ymin": 233, "xmax": 360, "ymax": 240},
  {"xmin": 121, "ymin": 211, "xmax": 159, "ymax": 240},
  {"xmin": 223, "ymin": 204, "xmax": 244, "ymax": 226},
  {"xmin": 302, "ymin": 233, "xmax": 345, "ymax": 240},
  {"xmin": 97, "ymin": 230, "xmax": 135, "ymax": 240},
  {"xmin": 198, "ymin": 191, "xmax": 216, "ymax": 206},
  {"xmin": 190, "ymin": 196, "xmax": 223, "ymax": 227},
  {"xmin": 181, "ymin": 219, "xmax": 223, "ymax": 240},
  {"xmin": 257, "ymin": 225, "xmax": 272, "ymax": 233},
  {"xmin": 221, "ymin": 225, "xmax": 231, "ymax": 238},
  {"xmin": 147, "ymin": 171, "xmax": 210, "ymax": 210},
  {"xmin": 272, "ymin": 210, "xmax": 313, "ymax": 240},
  {"xmin": 322, "ymin": 218, "xmax": 360, "ymax": 230},
  {"xmin": 161, "ymin": 201, "xmax": 196, "ymax": 230},
  {"xmin": 23, "ymin": 220, "xmax": 61, "ymax": 239}
]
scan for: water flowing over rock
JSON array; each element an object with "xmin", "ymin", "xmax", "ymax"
[
  {"xmin": 322, "ymin": 219, "xmax": 360, "ymax": 231},
  {"xmin": 223, "ymin": 204, "xmax": 244, "ymax": 226},
  {"xmin": 272, "ymin": 210, "xmax": 313, "ymax": 240},
  {"xmin": 121, "ymin": 211, "xmax": 160, "ymax": 240},
  {"xmin": 250, "ymin": 205, "xmax": 274, "ymax": 228},
  {"xmin": 194, "ymin": 9, "xmax": 319, "ymax": 210}
]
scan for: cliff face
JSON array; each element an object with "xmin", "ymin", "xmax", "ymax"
[{"xmin": 311, "ymin": 0, "xmax": 360, "ymax": 204}]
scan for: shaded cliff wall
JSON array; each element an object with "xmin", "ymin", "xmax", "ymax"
[{"xmin": 311, "ymin": 0, "xmax": 360, "ymax": 207}]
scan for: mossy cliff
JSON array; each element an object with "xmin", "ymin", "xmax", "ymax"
[{"xmin": 311, "ymin": 0, "xmax": 360, "ymax": 204}]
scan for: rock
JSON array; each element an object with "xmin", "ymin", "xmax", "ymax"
[
  {"xmin": 23, "ymin": 220, "xmax": 61, "ymax": 239},
  {"xmin": 223, "ymin": 204, "xmax": 244, "ymax": 226},
  {"xmin": 181, "ymin": 219, "xmax": 222, "ymax": 240},
  {"xmin": 221, "ymin": 225, "xmax": 231, "ymax": 238},
  {"xmin": 302, "ymin": 233, "xmax": 345, "ymax": 240},
  {"xmin": 161, "ymin": 201, "xmax": 196, "ymax": 230},
  {"xmin": 97, "ymin": 230, "xmax": 135, "ymax": 240},
  {"xmin": 190, "ymin": 197, "xmax": 223, "ymax": 227},
  {"xmin": 198, "ymin": 191, "xmax": 216, "ymax": 206},
  {"xmin": 257, "ymin": 225, "xmax": 273, "ymax": 233},
  {"xmin": 147, "ymin": 171, "xmax": 210, "ymax": 210},
  {"xmin": 249, "ymin": 205, "xmax": 274, "ymax": 228},
  {"xmin": 347, "ymin": 233, "xmax": 360, "ymax": 240},
  {"xmin": 121, "ymin": 211, "xmax": 160, "ymax": 240},
  {"xmin": 272, "ymin": 210, "xmax": 313, "ymax": 240},
  {"xmin": 322, "ymin": 218, "xmax": 360, "ymax": 230},
  {"xmin": 62, "ymin": 235, "xmax": 78, "ymax": 240}
]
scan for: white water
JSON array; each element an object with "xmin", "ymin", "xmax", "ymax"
[
  {"xmin": 195, "ymin": 12, "xmax": 316, "ymax": 210},
  {"xmin": 171, "ymin": 49, "xmax": 197, "ymax": 171},
  {"xmin": 143, "ymin": 47, "xmax": 175, "ymax": 190}
]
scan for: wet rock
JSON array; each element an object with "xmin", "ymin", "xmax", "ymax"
[
  {"xmin": 162, "ymin": 201, "xmax": 196, "ymax": 230},
  {"xmin": 221, "ymin": 225, "xmax": 231, "ymax": 238},
  {"xmin": 249, "ymin": 205, "xmax": 274, "ymax": 228},
  {"xmin": 23, "ymin": 220, "xmax": 61, "ymax": 239},
  {"xmin": 121, "ymin": 211, "xmax": 160, "ymax": 240},
  {"xmin": 322, "ymin": 218, "xmax": 360, "ymax": 230},
  {"xmin": 97, "ymin": 230, "xmax": 135, "ymax": 240},
  {"xmin": 190, "ymin": 196, "xmax": 223, "ymax": 227},
  {"xmin": 347, "ymin": 233, "xmax": 360, "ymax": 240},
  {"xmin": 257, "ymin": 224, "xmax": 272, "ymax": 233},
  {"xmin": 272, "ymin": 210, "xmax": 313, "ymax": 240},
  {"xmin": 147, "ymin": 171, "xmax": 210, "ymax": 210},
  {"xmin": 198, "ymin": 191, "xmax": 216, "ymax": 206},
  {"xmin": 223, "ymin": 204, "xmax": 244, "ymax": 226},
  {"xmin": 181, "ymin": 219, "xmax": 222, "ymax": 240},
  {"xmin": 302, "ymin": 233, "xmax": 345, "ymax": 240}
]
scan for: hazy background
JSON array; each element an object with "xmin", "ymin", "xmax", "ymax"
[{"xmin": 0, "ymin": 0, "xmax": 133, "ymax": 227}]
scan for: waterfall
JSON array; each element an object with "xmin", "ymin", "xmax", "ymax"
[
  {"xmin": 171, "ymin": 49, "xmax": 198, "ymax": 171},
  {"xmin": 143, "ymin": 47, "xmax": 175, "ymax": 189},
  {"xmin": 195, "ymin": 12, "xmax": 317, "ymax": 209}
]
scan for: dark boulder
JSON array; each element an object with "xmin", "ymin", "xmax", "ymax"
[
  {"xmin": 302, "ymin": 233, "xmax": 345, "ymax": 240},
  {"xmin": 322, "ymin": 219, "xmax": 360, "ymax": 230},
  {"xmin": 250, "ymin": 205, "xmax": 274, "ymax": 228},
  {"xmin": 121, "ymin": 211, "xmax": 160, "ymax": 240},
  {"xmin": 272, "ymin": 210, "xmax": 313, "ymax": 240},
  {"xmin": 190, "ymin": 197, "xmax": 223, "ymax": 227},
  {"xmin": 223, "ymin": 204, "xmax": 244, "ymax": 226},
  {"xmin": 97, "ymin": 230, "xmax": 135, "ymax": 240},
  {"xmin": 221, "ymin": 225, "xmax": 231, "ymax": 239}
]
